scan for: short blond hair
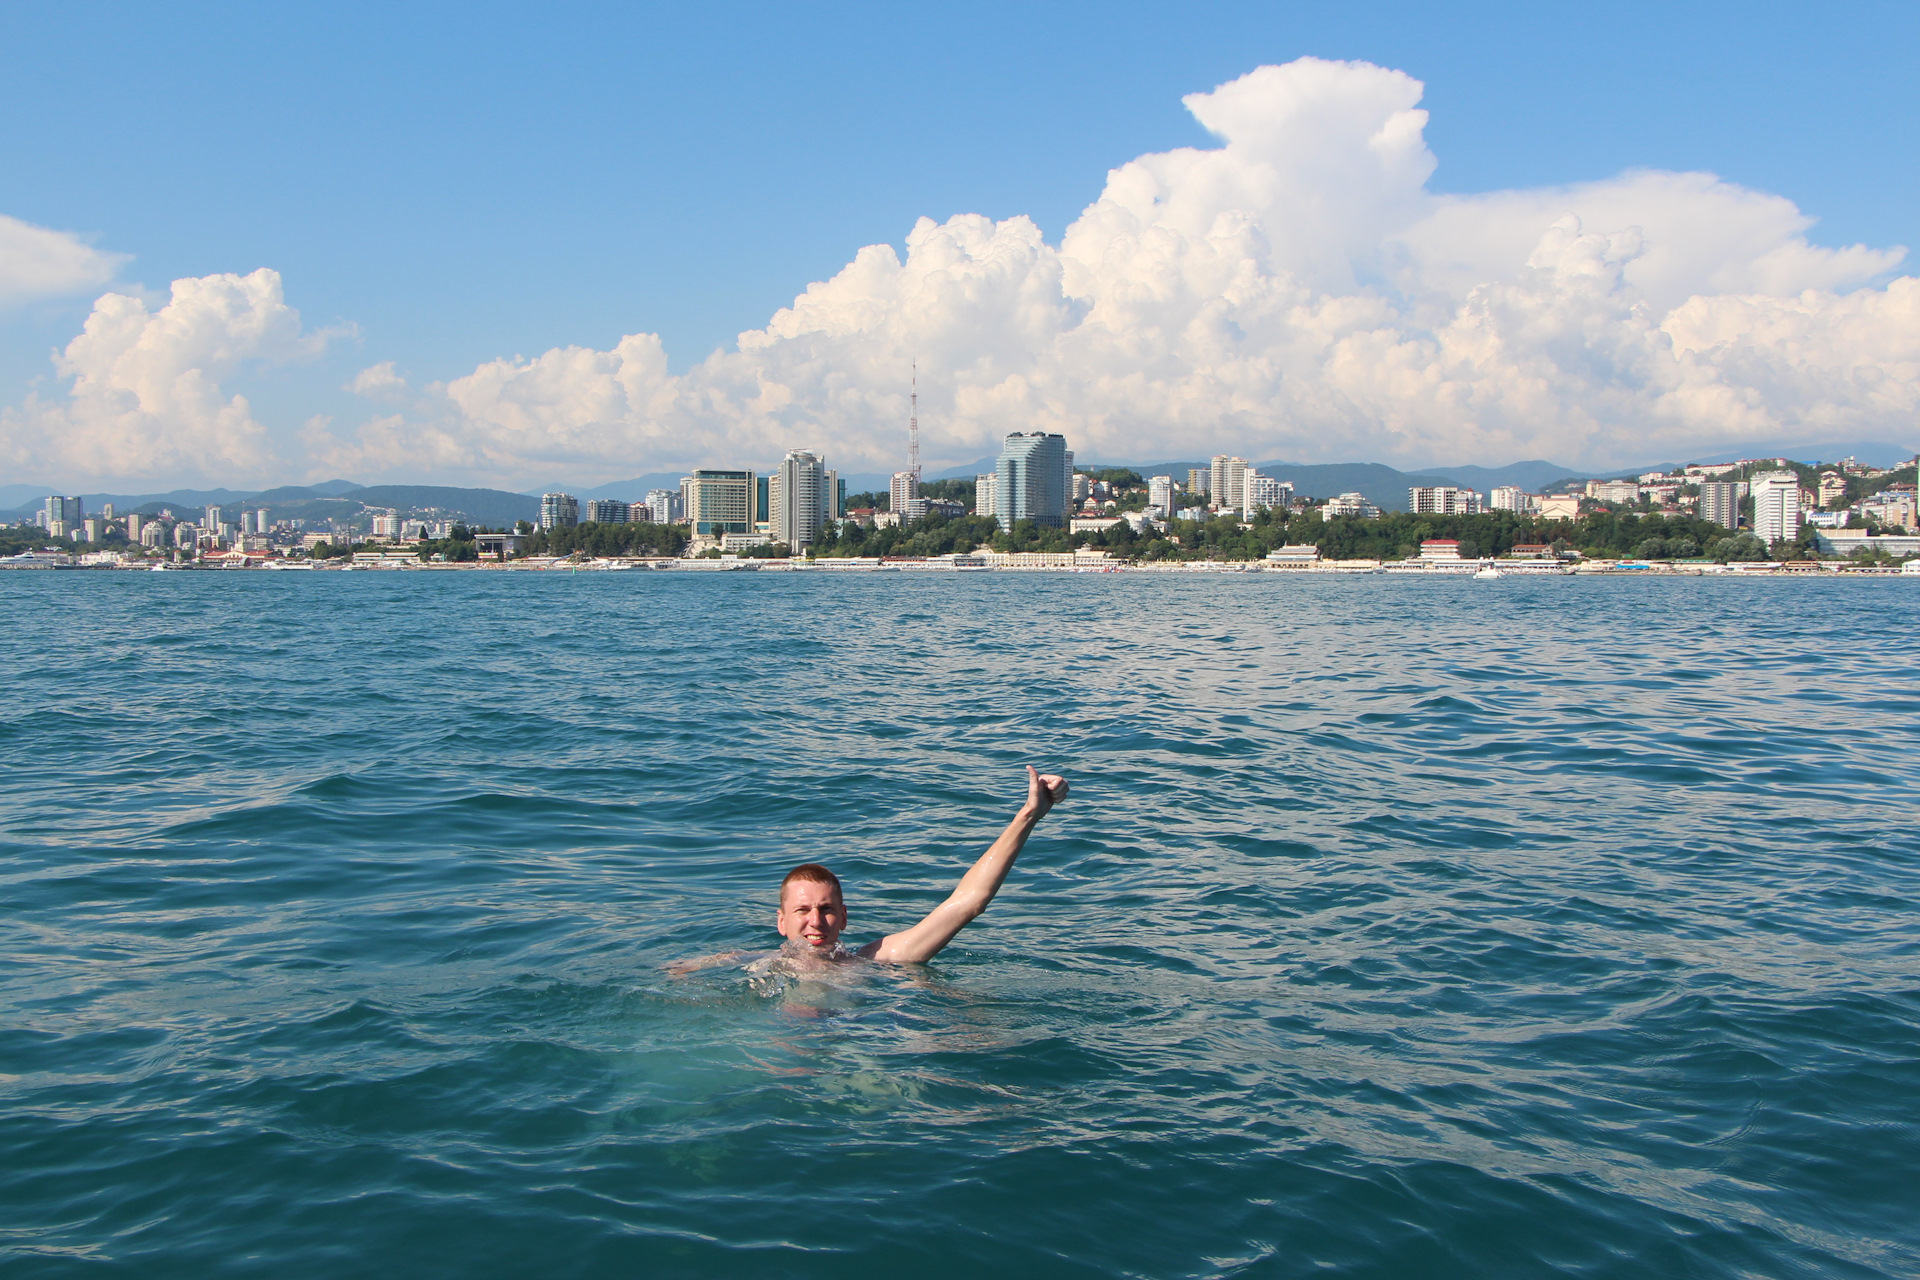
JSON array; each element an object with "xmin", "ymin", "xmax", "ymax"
[{"xmin": 779, "ymin": 863, "xmax": 843, "ymax": 905}]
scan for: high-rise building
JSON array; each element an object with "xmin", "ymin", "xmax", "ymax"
[
  {"xmin": 371, "ymin": 514, "xmax": 403, "ymax": 538},
  {"xmin": 1490, "ymin": 485, "xmax": 1528, "ymax": 512},
  {"xmin": 1147, "ymin": 475, "xmax": 1177, "ymax": 513},
  {"xmin": 974, "ymin": 474, "xmax": 997, "ymax": 518},
  {"xmin": 645, "ymin": 488, "xmax": 683, "ymax": 524},
  {"xmin": 1244, "ymin": 473, "xmax": 1292, "ymax": 511},
  {"xmin": 126, "ymin": 513, "xmax": 144, "ymax": 541},
  {"xmin": 1187, "ymin": 468, "xmax": 1209, "ymax": 497},
  {"xmin": 204, "ymin": 505, "xmax": 221, "ymax": 531},
  {"xmin": 1697, "ymin": 481, "xmax": 1739, "ymax": 529},
  {"xmin": 1409, "ymin": 486, "xmax": 1484, "ymax": 515},
  {"xmin": 44, "ymin": 496, "xmax": 83, "ymax": 528},
  {"xmin": 539, "ymin": 493, "xmax": 579, "ymax": 531},
  {"xmin": 891, "ymin": 465, "xmax": 929, "ymax": 520},
  {"xmin": 583, "ymin": 499, "xmax": 630, "ymax": 524},
  {"xmin": 79, "ymin": 519, "xmax": 101, "ymax": 543},
  {"xmin": 1751, "ymin": 472, "xmax": 1801, "ymax": 546},
  {"xmin": 994, "ymin": 433, "xmax": 1071, "ymax": 528},
  {"xmin": 140, "ymin": 522, "xmax": 164, "ymax": 548},
  {"xmin": 1210, "ymin": 456, "xmax": 1250, "ymax": 510},
  {"xmin": 1072, "ymin": 473, "xmax": 1091, "ymax": 503},
  {"xmin": 771, "ymin": 450, "xmax": 835, "ymax": 550},
  {"xmin": 687, "ymin": 470, "xmax": 754, "ymax": 538},
  {"xmin": 256, "ymin": 508, "xmax": 269, "ymax": 534},
  {"xmin": 890, "ymin": 470, "xmax": 919, "ymax": 517}
]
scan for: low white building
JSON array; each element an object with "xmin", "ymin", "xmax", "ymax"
[
  {"xmin": 1586, "ymin": 479, "xmax": 1640, "ymax": 504},
  {"xmin": 1815, "ymin": 530, "xmax": 1920, "ymax": 558},
  {"xmin": 1264, "ymin": 546, "xmax": 1320, "ymax": 568},
  {"xmin": 1322, "ymin": 492, "xmax": 1380, "ymax": 519}
]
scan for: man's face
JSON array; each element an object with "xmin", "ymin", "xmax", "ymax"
[{"xmin": 777, "ymin": 880, "xmax": 846, "ymax": 951}]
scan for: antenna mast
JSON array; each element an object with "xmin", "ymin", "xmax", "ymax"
[{"xmin": 909, "ymin": 360, "xmax": 921, "ymax": 495}]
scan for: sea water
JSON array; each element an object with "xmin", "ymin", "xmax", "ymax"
[{"xmin": 2, "ymin": 571, "xmax": 1916, "ymax": 1278}]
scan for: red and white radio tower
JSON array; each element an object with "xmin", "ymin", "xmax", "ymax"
[{"xmin": 909, "ymin": 360, "xmax": 921, "ymax": 496}]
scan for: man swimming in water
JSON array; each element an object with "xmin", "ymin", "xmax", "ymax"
[{"xmin": 673, "ymin": 765, "xmax": 1068, "ymax": 972}]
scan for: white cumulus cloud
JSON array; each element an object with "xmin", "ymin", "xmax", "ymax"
[
  {"xmin": 1, "ymin": 268, "xmax": 335, "ymax": 483},
  {"xmin": 13, "ymin": 58, "xmax": 1918, "ymax": 487},
  {"xmin": 327, "ymin": 56, "xmax": 1906, "ymax": 483},
  {"xmin": 0, "ymin": 213, "xmax": 128, "ymax": 306}
]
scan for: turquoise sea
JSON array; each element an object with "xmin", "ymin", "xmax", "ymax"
[{"xmin": 3, "ymin": 571, "xmax": 1916, "ymax": 1278}]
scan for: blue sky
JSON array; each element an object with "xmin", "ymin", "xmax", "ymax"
[{"xmin": 1, "ymin": 0, "xmax": 1915, "ymax": 486}]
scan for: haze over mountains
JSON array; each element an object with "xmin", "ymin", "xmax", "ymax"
[{"xmin": 6, "ymin": 440, "xmax": 1911, "ymax": 526}]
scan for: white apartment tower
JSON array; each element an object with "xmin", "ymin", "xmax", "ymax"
[
  {"xmin": 645, "ymin": 488, "xmax": 683, "ymax": 524},
  {"xmin": 1750, "ymin": 472, "xmax": 1801, "ymax": 546},
  {"xmin": 1244, "ymin": 473, "xmax": 1292, "ymax": 511},
  {"xmin": 1210, "ymin": 456, "xmax": 1250, "ymax": 511},
  {"xmin": 1409, "ymin": 486, "xmax": 1485, "ymax": 515},
  {"xmin": 1489, "ymin": 485, "xmax": 1527, "ymax": 512},
  {"xmin": 771, "ymin": 450, "xmax": 836, "ymax": 550},
  {"xmin": 1697, "ymin": 481, "xmax": 1740, "ymax": 529},
  {"xmin": 890, "ymin": 471, "xmax": 923, "ymax": 519},
  {"xmin": 1147, "ymin": 475, "xmax": 1177, "ymax": 513},
  {"xmin": 538, "ymin": 493, "xmax": 579, "ymax": 531}
]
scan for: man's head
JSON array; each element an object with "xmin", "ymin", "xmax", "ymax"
[{"xmin": 776, "ymin": 863, "xmax": 846, "ymax": 951}]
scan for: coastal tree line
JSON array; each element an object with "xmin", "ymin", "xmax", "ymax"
[{"xmin": 807, "ymin": 506, "xmax": 1825, "ymax": 563}]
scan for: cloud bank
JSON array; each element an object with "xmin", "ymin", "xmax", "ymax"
[
  {"xmin": 8, "ymin": 58, "xmax": 1916, "ymax": 486},
  {"xmin": 1, "ymin": 269, "xmax": 334, "ymax": 483},
  {"xmin": 0, "ymin": 213, "xmax": 127, "ymax": 308}
]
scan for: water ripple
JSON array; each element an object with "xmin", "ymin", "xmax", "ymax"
[{"xmin": 2, "ymin": 572, "xmax": 1917, "ymax": 1277}]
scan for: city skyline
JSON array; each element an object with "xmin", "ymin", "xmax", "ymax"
[{"xmin": 1, "ymin": 9, "xmax": 1915, "ymax": 491}]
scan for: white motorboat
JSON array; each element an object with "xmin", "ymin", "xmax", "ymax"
[{"xmin": 1473, "ymin": 565, "xmax": 1503, "ymax": 580}]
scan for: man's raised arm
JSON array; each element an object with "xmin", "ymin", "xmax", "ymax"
[{"xmin": 859, "ymin": 766, "xmax": 1068, "ymax": 964}]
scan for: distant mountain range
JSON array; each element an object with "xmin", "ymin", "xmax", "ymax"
[
  {"xmin": 0, "ymin": 481, "xmax": 538, "ymax": 527},
  {"xmin": 7, "ymin": 438, "xmax": 1910, "ymax": 520}
]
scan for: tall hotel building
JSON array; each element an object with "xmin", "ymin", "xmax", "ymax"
[
  {"xmin": 993, "ymin": 433, "xmax": 1072, "ymax": 528},
  {"xmin": 687, "ymin": 470, "xmax": 755, "ymax": 538},
  {"xmin": 540, "ymin": 493, "xmax": 579, "ymax": 530}
]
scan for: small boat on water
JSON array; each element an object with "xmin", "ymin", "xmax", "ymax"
[{"xmin": 1473, "ymin": 565, "xmax": 1503, "ymax": 580}]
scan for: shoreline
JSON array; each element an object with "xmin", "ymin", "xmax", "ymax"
[{"xmin": 6, "ymin": 555, "xmax": 1917, "ymax": 577}]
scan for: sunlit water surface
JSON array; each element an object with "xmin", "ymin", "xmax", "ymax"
[{"xmin": 3, "ymin": 572, "xmax": 1917, "ymax": 1278}]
